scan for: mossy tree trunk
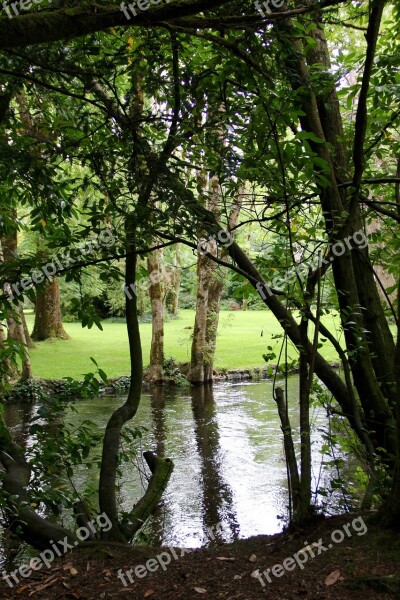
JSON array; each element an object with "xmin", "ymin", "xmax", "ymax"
[
  {"xmin": 166, "ymin": 243, "xmax": 181, "ymax": 316},
  {"xmin": 147, "ymin": 247, "xmax": 164, "ymax": 383},
  {"xmin": 203, "ymin": 185, "xmax": 243, "ymax": 382},
  {"xmin": 32, "ymin": 277, "xmax": 69, "ymax": 341},
  {"xmin": 1, "ymin": 223, "xmax": 33, "ymax": 378},
  {"xmin": 189, "ymin": 172, "xmax": 214, "ymax": 383}
]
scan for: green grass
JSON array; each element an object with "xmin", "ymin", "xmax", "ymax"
[{"xmin": 25, "ymin": 309, "xmax": 343, "ymax": 380}]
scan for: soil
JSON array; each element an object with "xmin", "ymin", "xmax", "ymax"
[{"xmin": 1, "ymin": 512, "xmax": 399, "ymax": 600}]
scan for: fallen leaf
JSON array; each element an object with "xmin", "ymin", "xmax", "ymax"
[
  {"xmin": 216, "ymin": 557, "xmax": 235, "ymax": 561},
  {"xmin": 233, "ymin": 575, "xmax": 242, "ymax": 580},
  {"xmin": 248, "ymin": 554, "xmax": 257, "ymax": 562},
  {"xmin": 102, "ymin": 569, "xmax": 113, "ymax": 577},
  {"xmin": 16, "ymin": 585, "xmax": 29, "ymax": 594},
  {"xmin": 325, "ymin": 569, "xmax": 341, "ymax": 586},
  {"xmin": 70, "ymin": 567, "xmax": 78, "ymax": 576},
  {"xmin": 250, "ymin": 570, "xmax": 260, "ymax": 579},
  {"xmin": 29, "ymin": 576, "xmax": 59, "ymax": 594},
  {"xmin": 194, "ymin": 588, "xmax": 207, "ymax": 594},
  {"xmin": 144, "ymin": 590, "xmax": 155, "ymax": 598}
]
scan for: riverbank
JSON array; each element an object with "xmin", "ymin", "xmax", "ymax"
[
  {"xmin": 2, "ymin": 359, "xmax": 342, "ymax": 403},
  {"xmin": 23, "ymin": 310, "xmax": 342, "ymax": 379},
  {"xmin": 1, "ymin": 512, "xmax": 399, "ymax": 599}
]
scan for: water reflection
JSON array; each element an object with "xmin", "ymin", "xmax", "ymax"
[
  {"xmin": 191, "ymin": 384, "xmax": 239, "ymax": 543},
  {"xmin": 2, "ymin": 379, "xmax": 346, "ymax": 555}
]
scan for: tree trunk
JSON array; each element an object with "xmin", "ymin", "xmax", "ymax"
[
  {"xmin": 31, "ymin": 277, "xmax": 69, "ymax": 341},
  {"xmin": 189, "ymin": 171, "xmax": 213, "ymax": 383},
  {"xmin": 274, "ymin": 387, "xmax": 300, "ymax": 517},
  {"xmin": 273, "ymin": 8, "xmax": 397, "ymax": 458},
  {"xmin": 0, "ymin": 415, "xmax": 78, "ymax": 550},
  {"xmin": 166, "ymin": 243, "xmax": 180, "ymax": 316},
  {"xmin": 303, "ymin": 14, "xmax": 396, "ymax": 410},
  {"xmin": 1, "ymin": 226, "xmax": 33, "ymax": 377},
  {"xmin": 7, "ymin": 306, "xmax": 32, "ymax": 380},
  {"xmin": 147, "ymin": 247, "xmax": 164, "ymax": 383},
  {"xmin": 378, "ymin": 158, "xmax": 400, "ymax": 528},
  {"xmin": 190, "ymin": 246, "xmax": 214, "ymax": 383},
  {"xmin": 203, "ymin": 186, "xmax": 244, "ymax": 381},
  {"xmin": 125, "ymin": 451, "xmax": 173, "ymax": 539},
  {"xmin": 99, "ymin": 218, "xmax": 173, "ymax": 542},
  {"xmin": 0, "ymin": 314, "xmax": 18, "ymax": 382}
]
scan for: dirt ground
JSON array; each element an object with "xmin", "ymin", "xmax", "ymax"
[{"xmin": 1, "ymin": 512, "xmax": 399, "ymax": 600}]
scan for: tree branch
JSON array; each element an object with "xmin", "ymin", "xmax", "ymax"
[{"xmin": 0, "ymin": 0, "xmax": 348, "ymax": 49}]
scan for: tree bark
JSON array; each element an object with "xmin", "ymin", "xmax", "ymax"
[
  {"xmin": 0, "ymin": 416, "xmax": 78, "ymax": 550},
  {"xmin": 190, "ymin": 246, "xmax": 214, "ymax": 383},
  {"xmin": 147, "ymin": 247, "xmax": 164, "ymax": 383},
  {"xmin": 31, "ymin": 277, "xmax": 69, "ymax": 341},
  {"xmin": 378, "ymin": 158, "xmax": 400, "ymax": 528},
  {"xmin": 274, "ymin": 387, "xmax": 300, "ymax": 516},
  {"xmin": 99, "ymin": 221, "xmax": 143, "ymax": 541},
  {"xmin": 273, "ymin": 9, "xmax": 397, "ymax": 458},
  {"xmin": 99, "ymin": 220, "xmax": 173, "ymax": 541},
  {"xmin": 0, "ymin": 0, "xmax": 233, "ymax": 49},
  {"xmin": 189, "ymin": 171, "xmax": 214, "ymax": 383},
  {"xmin": 303, "ymin": 12, "xmax": 396, "ymax": 409},
  {"xmin": 1, "ymin": 227, "xmax": 33, "ymax": 377},
  {"xmin": 203, "ymin": 186, "xmax": 243, "ymax": 381},
  {"xmin": 125, "ymin": 451, "xmax": 174, "ymax": 539},
  {"xmin": 7, "ymin": 305, "xmax": 32, "ymax": 380},
  {"xmin": 166, "ymin": 243, "xmax": 181, "ymax": 316}
]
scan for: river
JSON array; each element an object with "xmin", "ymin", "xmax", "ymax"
[{"xmin": 3, "ymin": 377, "xmax": 357, "ymax": 559}]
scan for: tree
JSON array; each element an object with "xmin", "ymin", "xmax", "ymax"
[
  {"xmin": 147, "ymin": 247, "xmax": 165, "ymax": 383},
  {"xmin": 1, "ymin": 0, "xmax": 400, "ymax": 548},
  {"xmin": 31, "ymin": 277, "xmax": 69, "ymax": 341},
  {"xmin": 1, "ymin": 218, "xmax": 33, "ymax": 378}
]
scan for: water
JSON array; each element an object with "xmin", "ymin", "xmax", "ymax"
[{"xmin": 3, "ymin": 378, "xmax": 352, "ymax": 557}]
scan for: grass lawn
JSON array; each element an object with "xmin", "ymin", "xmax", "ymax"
[{"xmin": 25, "ymin": 309, "xmax": 344, "ymax": 380}]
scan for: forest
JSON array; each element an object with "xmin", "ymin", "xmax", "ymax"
[{"xmin": 0, "ymin": 0, "xmax": 399, "ymax": 598}]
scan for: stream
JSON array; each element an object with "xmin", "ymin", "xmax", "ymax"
[{"xmin": 3, "ymin": 377, "xmax": 356, "ymax": 563}]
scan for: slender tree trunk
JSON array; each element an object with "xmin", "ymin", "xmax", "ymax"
[
  {"xmin": 0, "ymin": 238, "xmax": 18, "ymax": 381},
  {"xmin": 7, "ymin": 306, "xmax": 32, "ymax": 380},
  {"xmin": 31, "ymin": 277, "xmax": 69, "ymax": 341},
  {"xmin": 304, "ymin": 15, "xmax": 396, "ymax": 408},
  {"xmin": 203, "ymin": 186, "xmax": 244, "ymax": 381},
  {"xmin": 0, "ymin": 310, "xmax": 18, "ymax": 382},
  {"xmin": 203, "ymin": 274, "xmax": 224, "ymax": 382},
  {"xmin": 167, "ymin": 243, "xmax": 181, "ymax": 316},
  {"xmin": 274, "ymin": 387, "xmax": 300, "ymax": 517},
  {"xmin": 6, "ymin": 306, "xmax": 34, "ymax": 350},
  {"xmin": 379, "ymin": 158, "xmax": 400, "ymax": 528},
  {"xmin": 189, "ymin": 173, "xmax": 217, "ymax": 383},
  {"xmin": 147, "ymin": 247, "xmax": 164, "ymax": 383},
  {"xmin": 190, "ymin": 246, "xmax": 214, "ymax": 383},
  {"xmin": 274, "ymin": 9, "xmax": 396, "ymax": 458},
  {"xmin": 1, "ymin": 224, "xmax": 33, "ymax": 377}
]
